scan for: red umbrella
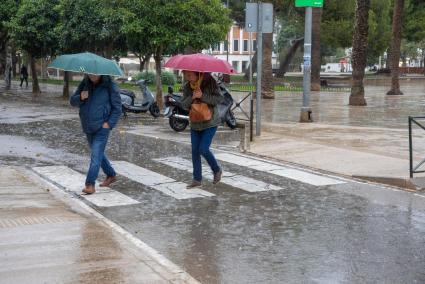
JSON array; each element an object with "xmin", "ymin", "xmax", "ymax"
[{"xmin": 164, "ymin": 53, "xmax": 235, "ymax": 74}]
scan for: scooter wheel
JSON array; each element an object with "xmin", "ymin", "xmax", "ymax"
[
  {"xmin": 169, "ymin": 116, "xmax": 188, "ymax": 132},
  {"xmin": 149, "ymin": 103, "xmax": 160, "ymax": 118}
]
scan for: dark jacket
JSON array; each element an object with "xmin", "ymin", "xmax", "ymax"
[
  {"xmin": 181, "ymin": 73, "xmax": 223, "ymax": 131},
  {"xmin": 70, "ymin": 76, "xmax": 122, "ymax": 134},
  {"xmin": 20, "ymin": 66, "xmax": 28, "ymax": 78}
]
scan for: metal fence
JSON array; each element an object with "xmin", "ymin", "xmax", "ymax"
[
  {"xmin": 408, "ymin": 116, "xmax": 425, "ymax": 178},
  {"xmin": 231, "ymin": 90, "xmax": 254, "ymax": 142}
]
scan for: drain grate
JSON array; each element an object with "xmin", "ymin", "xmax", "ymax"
[{"xmin": 0, "ymin": 216, "xmax": 81, "ymax": 228}]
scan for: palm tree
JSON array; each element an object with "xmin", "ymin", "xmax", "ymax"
[
  {"xmin": 349, "ymin": 0, "xmax": 371, "ymax": 106},
  {"xmin": 262, "ymin": 32, "xmax": 275, "ymax": 99},
  {"xmin": 387, "ymin": 0, "xmax": 405, "ymax": 96},
  {"xmin": 311, "ymin": 7, "xmax": 323, "ymax": 92}
]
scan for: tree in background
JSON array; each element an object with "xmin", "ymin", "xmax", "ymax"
[
  {"xmin": 0, "ymin": 0, "xmax": 20, "ymax": 75},
  {"xmin": 8, "ymin": 0, "xmax": 60, "ymax": 96},
  {"xmin": 55, "ymin": 0, "xmax": 127, "ymax": 97},
  {"xmin": 124, "ymin": 0, "xmax": 231, "ymax": 108},
  {"xmin": 349, "ymin": 0, "xmax": 371, "ymax": 106},
  {"xmin": 404, "ymin": 0, "xmax": 425, "ymax": 74},
  {"xmin": 387, "ymin": 0, "xmax": 405, "ymax": 96}
]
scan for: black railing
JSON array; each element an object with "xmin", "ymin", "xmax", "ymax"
[
  {"xmin": 408, "ymin": 116, "xmax": 425, "ymax": 178},
  {"xmin": 231, "ymin": 91, "xmax": 254, "ymax": 142}
]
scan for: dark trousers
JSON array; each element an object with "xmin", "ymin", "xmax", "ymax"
[
  {"xmin": 85, "ymin": 128, "xmax": 116, "ymax": 186},
  {"xmin": 20, "ymin": 77, "xmax": 28, "ymax": 87},
  {"xmin": 191, "ymin": 127, "xmax": 220, "ymax": 182}
]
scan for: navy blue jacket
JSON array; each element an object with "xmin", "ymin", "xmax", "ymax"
[{"xmin": 70, "ymin": 76, "xmax": 122, "ymax": 134}]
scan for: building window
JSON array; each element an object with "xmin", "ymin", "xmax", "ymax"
[
  {"xmin": 211, "ymin": 43, "xmax": 220, "ymax": 52},
  {"xmin": 253, "ymin": 40, "xmax": 257, "ymax": 52},
  {"xmin": 243, "ymin": 40, "xmax": 249, "ymax": 52},
  {"xmin": 242, "ymin": 61, "xmax": 248, "ymax": 72},
  {"xmin": 233, "ymin": 39, "xmax": 239, "ymax": 52},
  {"xmin": 224, "ymin": 40, "xmax": 228, "ymax": 52}
]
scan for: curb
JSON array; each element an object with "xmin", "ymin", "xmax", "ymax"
[{"xmin": 24, "ymin": 167, "xmax": 200, "ymax": 284}]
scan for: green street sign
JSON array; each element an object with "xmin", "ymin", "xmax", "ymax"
[{"xmin": 295, "ymin": 0, "xmax": 324, "ymax": 7}]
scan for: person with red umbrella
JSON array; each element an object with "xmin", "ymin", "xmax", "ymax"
[
  {"xmin": 164, "ymin": 53, "xmax": 234, "ymax": 188},
  {"xmin": 180, "ymin": 71, "xmax": 223, "ymax": 188}
]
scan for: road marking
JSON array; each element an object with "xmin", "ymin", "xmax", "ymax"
[
  {"xmin": 112, "ymin": 161, "xmax": 215, "ymax": 199},
  {"xmin": 32, "ymin": 166, "xmax": 140, "ymax": 207},
  {"xmin": 215, "ymin": 153, "xmax": 345, "ymax": 186},
  {"xmin": 154, "ymin": 156, "xmax": 282, "ymax": 192}
]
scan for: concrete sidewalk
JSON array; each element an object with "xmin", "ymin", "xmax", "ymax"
[
  {"xmin": 0, "ymin": 166, "xmax": 198, "ymax": 284},
  {"xmin": 244, "ymin": 79, "xmax": 425, "ymax": 190}
]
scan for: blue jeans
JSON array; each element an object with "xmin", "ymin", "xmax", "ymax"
[
  {"xmin": 191, "ymin": 127, "xmax": 220, "ymax": 182},
  {"xmin": 85, "ymin": 128, "xmax": 116, "ymax": 186}
]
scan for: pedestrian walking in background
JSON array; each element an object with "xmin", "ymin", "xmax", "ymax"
[
  {"xmin": 70, "ymin": 74, "xmax": 122, "ymax": 194},
  {"xmin": 181, "ymin": 71, "xmax": 223, "ymax": 188},
  {"xmin": 20, "ymin": 65, "xmax": 28, "ymax": 87}
]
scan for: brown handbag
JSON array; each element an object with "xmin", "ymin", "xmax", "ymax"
[{"xmin": 189, "ymin": 99, "xmax": 212, "ymax": 122}]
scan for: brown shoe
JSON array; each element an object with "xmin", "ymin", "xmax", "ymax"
[
  {"xmin": 186, "ymin": 180, "xmax": 202, "ymax": 189},
  {"xmin": 100, "ymin": 176, "xmax": 117, "ymax": 187},
  {"xmin": 82, "ymin": 185, "xmax": 95, "ymax": 195},
  {"xmin": 213, "ymin": 169, "xmax": 222, "ymax": 184}
]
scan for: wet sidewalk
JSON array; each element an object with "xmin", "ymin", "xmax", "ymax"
[
  {"xmin": 0, "ymin": 166, "xmax": 198, "ymax": 284},
  {"xmin": 3, "ymin": 78, "xmax": 425, "ymax": 189},
  {"xmin": 244, "ymin": 78, "xmax": 425, "ymax": 189}
]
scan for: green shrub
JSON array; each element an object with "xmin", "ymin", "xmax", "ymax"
[
  {"xmin": 161, "ymin": 70, "xmax": 177, "ymax": 86},
  {"xmin": 133, "ymin": 70, "xmax": 176, "ymax": 86},
  {"xmin": 134, "ymin": 71, "xmax": 156, "ymax": 83}
]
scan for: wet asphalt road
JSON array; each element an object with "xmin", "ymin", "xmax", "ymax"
[{"xmin": 1, "ymin": 91, "xmax": 425, "ymax": 283}]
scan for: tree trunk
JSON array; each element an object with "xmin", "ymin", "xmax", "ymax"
[
  {"xmin": 262, "ymin": 32, "xmax": 274, "ymax": 99},
  {"xmin": 311, "ymin": 7, "xmax": 323, "ymax": 91},
  {"xmin": 30, "ymin": 55, "xmax": 41, "ymax": 96},
  {"xmin": 140, "ymin": 54, "xmax": 151, "ymax": 73},
  {"xmin": 387, "ymin": 0, "xmax": 405, "ymax": 96},
  {"xmin": 11, "ymin": 47, "xmax": 18, "ymax": 77},
  {"xmin": 386, "ymin": 49, "xmax": 391, "ymax": 69},
  {"xmin": 63, "ymin": 71, "xmax": 70, "ymax": 98},
  {"xmin": 349, "ymin": 0, "xmax": 370, "ymax": 106},
  {"xmin": 154, "ymin": 47, "xmax": 163, "ymax": 109},
  {"xmin": 275, "ymin": 38, "xmax": 303, "ymax": 78}
]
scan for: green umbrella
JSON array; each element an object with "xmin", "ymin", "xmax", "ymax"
[{"xmin": 48, "ymin": 52, "xmax": 124, "ymax": 77}]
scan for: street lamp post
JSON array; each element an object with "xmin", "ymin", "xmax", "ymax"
[
  {"xmin": 295, "ymin": 0, "xmax": 324, "ymax": 122},
  {"xmin": 300, "ymin": 6, "xmax": 313, "ymax": 122}
]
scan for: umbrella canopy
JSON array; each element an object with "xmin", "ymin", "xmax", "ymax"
[
  {"xmin": 48, "ymin": 52, "xmax": 124, "ymax": 77},
  {"xmin": 164, "ymin": 53, "xmax": 235, "ymax": 74}
]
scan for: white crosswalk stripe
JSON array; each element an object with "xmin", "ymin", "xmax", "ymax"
[
  {"xmin": 112, "ymin": 161, "xmax": 215, "ymax": 199},
  {"xmin": 32, "ymin": 166, "xmax": 140, "ymax": 207},
  {"xmin": 215, "ymin": 153, "xmax": 346, "ymax": 186},
  {"xmin": 154, "ymin": 156, "xmax": 282, "ymax": 192}
]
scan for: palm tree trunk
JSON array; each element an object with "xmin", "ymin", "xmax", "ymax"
[
  {"xmin": 311, "ymin": 7, "xmax": 323, "ymax": 91},
  {"xmin": 275, "ymin": 38, "xmax": 303, "ymax": 78},
  {"xmin": 154, "ymin": 47, "xmax": 163, "ymax": 109},
  {"xmin": 349, "ymin": 0, "xmax": 370, "ymax": 106},
  {"xmin": 262, "ymin": 32, "xmax": 274, "ymax": 99},
  {"xmin": 30, "ymin": 55, "xmax": 41, "ymax": 96},
  {"xmin": 62, "ymin": 71, "xmax": 70, "ymax": 98},
  {"xmin": 387, "ymin": 0, "xmax": 405, "ymax": 96}
]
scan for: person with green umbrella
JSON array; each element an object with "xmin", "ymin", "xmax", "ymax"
[{"xmin": 70, "ymin": 74, "xmax": 122, "ymax": 194}]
